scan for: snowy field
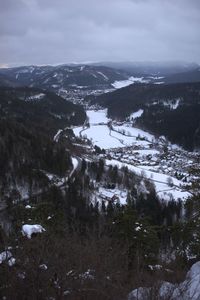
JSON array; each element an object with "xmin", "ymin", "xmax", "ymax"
[
  {"xmin": 112, "ymin": 124, "xmax": 153, "ymax": 140},
  {"xmin": 73, "ymin": 110, "xmax": 153, "ymax": 149},
  {"xmin": 73, "ymin": 124, "xmax": 152, "ymax": 149},
  {"xmin": 26, "ymin": 93, "xmax": 45, "ymax": 101},
  {"xmin": 86, "ymin": 109, "xmax": 110, "ymax": 124}
]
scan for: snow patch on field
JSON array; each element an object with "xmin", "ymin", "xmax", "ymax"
[
  {"xmin": 112, "ymin": 124, "xmax": 153, "ymax": 141},
  {"xmin": 22, "ymin": 224, "xmax": 46, "ymax": 239},
  {"xmin": 72, "ymin": 157, "xmax": 78, "ymax": 170},
  {"xmin": 130, "ymin": 109, "xmax": 144, "ymax": 120},
  {"xmin": 112, "ymin": 76, "xmax": 149, "ymax": 89},
  {"xmin": 26, "ymin": 93, "xmax": 45, "ymax": 101},
  {"xmin": 0, "ymin": 250, "xmax": 15, "ymax": 266},
  {"xmin": 154, "ymin": 81, "xmax": 165, "ymax": 84},
  {"xmin": 25, "ymin": 205, "xmax": 32, "ymax": 209}
]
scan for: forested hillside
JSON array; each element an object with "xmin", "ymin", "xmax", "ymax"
[
  {"xmin": 91, "ymin": 82, "xmax": 200, "ymax": 150},
  {"xmin": 164, "ymin": 68, "xmax": 200, "ymax": 84},
  {"xmin": 0, "ymin": 65, "xmax": 129, "ymax": 91},
  {"xmin": 0, "ymin": 87, "xmax": 86, "ymax": 201},
  {"xmin": 137, "ymin": 102, "xmax": 200, "ymax": 151},
  {"xmin": 0, "ymin": 87, "xmax": 86, "ymax": 130}
]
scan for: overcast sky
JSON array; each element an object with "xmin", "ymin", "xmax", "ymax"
[{"xmin": 0, "ymin": 0, "xmax": 200, "ymax": 67}]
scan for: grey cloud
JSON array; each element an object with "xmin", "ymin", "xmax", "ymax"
[
  {"xmin": 0, "ymin": 0, "xmax": 199, "ymax": 66},
  {"xmin": 0, "ymin": 0, "xmax": 26, "ymax": 12}
]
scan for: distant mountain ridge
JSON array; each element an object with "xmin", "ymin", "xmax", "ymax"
[
  {"xmin": 164, "ymin": 68, "xmax": 200, "ymax": 84},
  {"xmin": 0, "ymin": 62, "xmax": 199, "ymax": 92},
  {"xmin": 92, "ymin": 61, "xmax": 200, "ymax": 84},
  {"xmin": 91, "ymin": 61, "xmax": 199, "ymax": 76},
  {"xmin": 0, "ymin": 64, "xmax": 130, "ymax": 91}
]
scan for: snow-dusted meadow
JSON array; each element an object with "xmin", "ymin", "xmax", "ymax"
[
  {"xmin": 73, "ymin": 109, "xmax": 153, "ymax": 149},
  {"xmin": 86, "ymin": 109, "xmax": 110, "ymax": 124},
  {"xmin": 74, "ymin": 124, "xmax": 123, "ymax": 149}
]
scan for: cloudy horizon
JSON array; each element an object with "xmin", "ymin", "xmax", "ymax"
[{"xmin": 0, "ymin": 0, "xmax": 200, "ymax": 67}]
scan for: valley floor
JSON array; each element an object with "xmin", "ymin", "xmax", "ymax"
[{"xmin": 73, "ymin": 109, "xmax": 199, "ymax": 204}]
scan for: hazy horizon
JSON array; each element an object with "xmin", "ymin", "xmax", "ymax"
[{"xmin": 0, "ymin": 60, "xmax": 199, "ymax": 69}]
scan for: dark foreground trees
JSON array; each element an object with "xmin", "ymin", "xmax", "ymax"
[{"xmin": 0, "ymin": 164, "xmax": 198, "ymax": 299}]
